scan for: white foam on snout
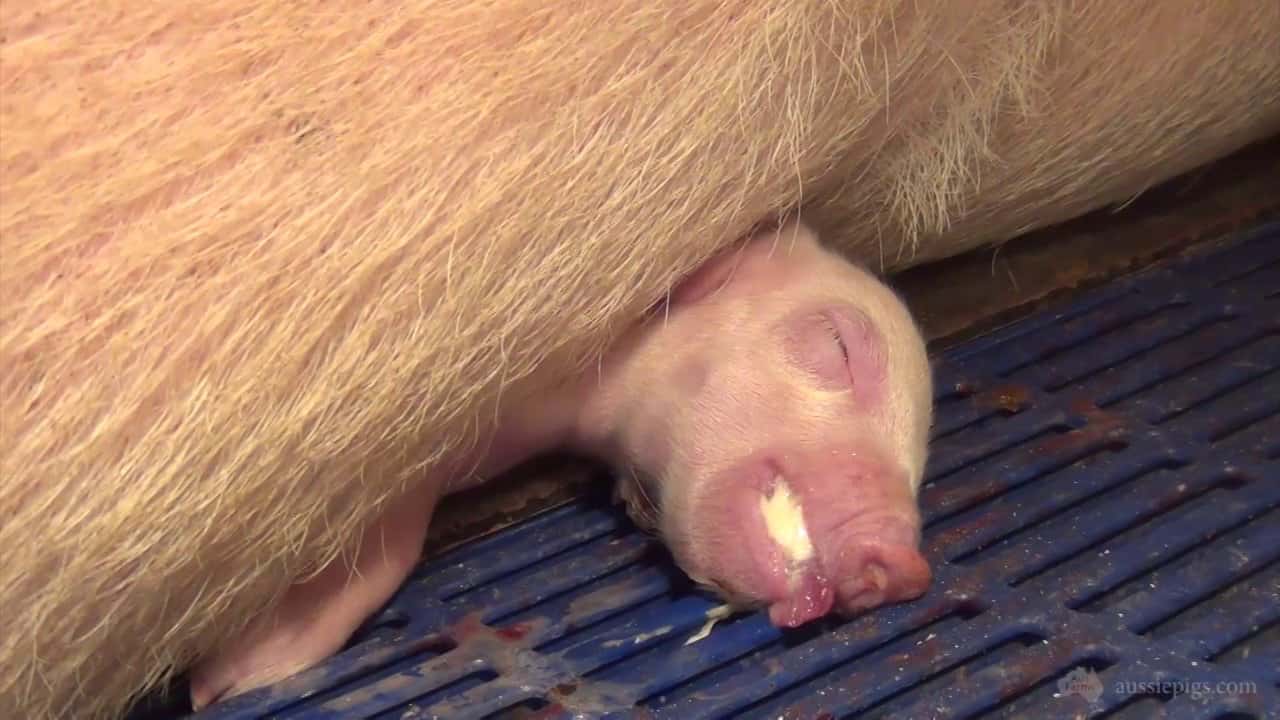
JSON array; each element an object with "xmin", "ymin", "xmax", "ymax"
[{"xmin": 758, "ymin": 476, "xmax": 814, "ymax": 565}]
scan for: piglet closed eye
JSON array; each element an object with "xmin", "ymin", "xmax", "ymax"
[{"xmin": 784, "ymin": 306, "xmax": 889, "ymax": 401}]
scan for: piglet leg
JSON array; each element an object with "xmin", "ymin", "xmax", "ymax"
[{"xmin": 189, "ymin": 481, "xmax": 439, "ymax": 710}]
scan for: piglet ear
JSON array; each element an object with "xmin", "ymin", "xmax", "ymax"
[
  {"xmin": 667, "ymin": 238, "xmax": 752, "ymax": 306},
  {"xmin": 668, "ymin": 215, "xmax": 816, "ymax": 306}
]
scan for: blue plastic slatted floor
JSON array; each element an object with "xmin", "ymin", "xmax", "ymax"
[{"xmin": 198, "ymin": 222, "xmax": 1280, "ymax": 720}]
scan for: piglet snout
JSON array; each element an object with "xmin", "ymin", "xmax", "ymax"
[
  {"xmin": 762, "ymin": 529, "xmax": 929, "ymax": 627},
  {"xmin": 828, "ymin": 521, "xmax": 931, "ymax": 615},
  {"xmin": 766, "ymin": 567, "xmax": 836, "ymax": 627}
]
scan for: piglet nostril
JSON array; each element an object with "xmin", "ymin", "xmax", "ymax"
[
  {"xmin": 837, "ymin": 559, "xmax": 886, "ymax": 612},
  {"xmin": 866, "ymin": 560, "xmax": 888, "ymax": 592},
  {"xmin": 834, "ymin": 542, "xmax": 931, "ymax": 614}
]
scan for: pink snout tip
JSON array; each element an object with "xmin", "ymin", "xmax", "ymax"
[
  {"xmin": 764, "ymin": 539, "xmax": 931, "ymax": 628},
  {"xmin": 834, "ymin": 540, "xmax": 932, "ymax": 615}
]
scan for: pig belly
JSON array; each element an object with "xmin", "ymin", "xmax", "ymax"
[
  {"xmin": 805, "ymin": 4, "xmax": 1280, "ymax": 269},
  {"xmin": 3, "ymin": 3, "xmax": 1279, "ymax": 719}
]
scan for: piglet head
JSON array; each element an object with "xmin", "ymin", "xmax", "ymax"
[{"xmin": 577, "ymin": 217, "xmax": 933, "ymax": 626}]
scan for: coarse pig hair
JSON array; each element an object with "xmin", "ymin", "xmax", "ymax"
[{"xmin": 2, "ymin": 2, "xmax": 1277, "ymax": 718}]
